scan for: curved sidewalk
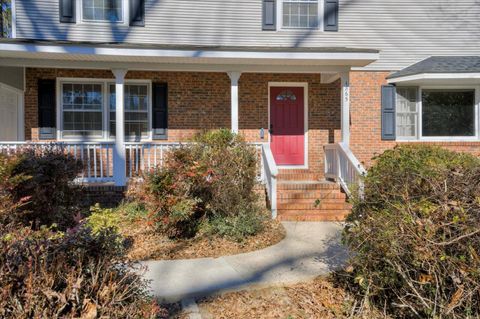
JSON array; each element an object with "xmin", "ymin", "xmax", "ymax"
[{"xmin": 142, "ymin": 222, "xmax": 347, "ymax": 302}]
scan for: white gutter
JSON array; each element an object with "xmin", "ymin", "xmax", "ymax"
[
  {"xmin": 388, "ymin": 73, "xmax": 480, "ymax": 84},
  {"xmin": 0, "ymin": 42, "xmax": 379, "ymax": 66}
]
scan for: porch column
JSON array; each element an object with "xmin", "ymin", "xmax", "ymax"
[
  {"xmin": 340, "ymin": 72, "xmax": 350, "ymax": 145},
  {"xmin": 227, "ymin": 72, "xmax": 241, "ymax": 133},
  {"xmin": 112, "ymin": 69, "xmax": 128, "ymax": 186}
]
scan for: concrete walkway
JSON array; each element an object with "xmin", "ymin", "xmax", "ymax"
[{"xmin": 143, "ymin": 222, "xmax": 347, "ymax": 302}]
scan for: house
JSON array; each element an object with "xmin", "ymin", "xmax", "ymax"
[{"xmin": 0, "ymin": 0, "xmax": 479, "ymax": 220}]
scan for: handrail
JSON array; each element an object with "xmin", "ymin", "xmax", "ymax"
[
  {"xmin": 324, "ymin": 142, "xmax": 366, "ymax": 197},
  {"xmin": 261, "ymin": 144, "xmax": 278, "ymax": 218}
]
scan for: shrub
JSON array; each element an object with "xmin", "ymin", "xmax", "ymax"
[
  {"xmin": 0, "ymin": 148, "xmax": 83, "ymax": 229},
  {"xmin": 132, "ymin": 129, "xmax": 263, "ymax": 239},
  {"xmin": 86, "ymin": 203, "xmax": 121, "ymax": 235},
  {"xmin": 0, "ymin": 223, "xmax": 163, "ymax": 318},
  {"xmin": 343, "ymin": 145, "xmax": 480, "ymax": 318}
]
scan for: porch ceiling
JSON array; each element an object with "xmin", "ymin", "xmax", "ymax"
[{"xmin": 0, "ymin": 39, "xmax": 379, "ymax": 73}]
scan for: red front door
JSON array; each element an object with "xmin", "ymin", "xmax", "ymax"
[{"xmin": 270, "ymin": 86, "xmax": 305, "ymax": 166}]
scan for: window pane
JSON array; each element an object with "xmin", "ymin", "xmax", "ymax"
[
  {"xmin": 62, "ymin": 83, "xmax": 103, "ymax": 138},
  {"xmin": 282, "ymin": 1, "xmax": 318, "ymax": 28},
  {"xmin": 422, "ymin": 89, "xmax": 475, "ymax": 137},
  {"xmin": 110, "ymin": 84, "xmax": 150, "ymax": 139},
  {"xmin": 83, "ymin": 0, "xmax": 123, "ymax": 22},
  {"xmin": 396, "ymin": 87, "xmax": 418, "ymax": 138}
]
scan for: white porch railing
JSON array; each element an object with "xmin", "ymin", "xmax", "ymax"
[
  {"xmin": 0, "ymin": 142, "xmax": 116, "ymax": 183},
  {"xmin": 125, "ymin": 142, "xmax": 181, "ymax": 178},
  {"xmin": 324, "ymin": 142, "xmax": 367, "ymax": 197},
  {"xmin": 260, "ymin": 144, "xmax": 278, "ymax": 218}
]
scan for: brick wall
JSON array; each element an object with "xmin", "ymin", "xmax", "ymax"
[
  {"xmin": 25, "ymin": 68, "xmax": 231, "ymax": 141},
  {"xmin": 25, "ymin": 68, "xmax": 342, "ymax": 176},
  {"xmin": 349, "ymin": 71, "xmax": 480, "ymax": 167}
]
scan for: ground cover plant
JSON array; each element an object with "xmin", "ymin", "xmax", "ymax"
[
  {"xmin": 0, "ymin": 149, "xmax": 165, "ymax": 318},
  {"xmin": 343, "ymin": 145, "xmax": 480, "ymax": 318}
]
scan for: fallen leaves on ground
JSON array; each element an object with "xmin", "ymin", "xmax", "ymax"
[
  {"xmin": 120, "ymin": 217, "xmax": 286, "ymax": 261},
  {"xmin": 197, "ymin": 277, "xmax": 388, "ymax": 319}
]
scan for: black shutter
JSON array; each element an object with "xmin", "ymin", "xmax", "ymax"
[
  {"xmin": 38, "ymin": 80, "xmax": 56, "ymax": 129},
  {"xmin": 324, "ymin": 0, "xmax": 338, "ymax": 31},
  {"xmin": 381, "ymin": 85, "xmax": 396, "ymax": 141},
  {"xmin": 59, "ymin": 0, "xmax": 76, "ymax": 23},
  {"xmin": 130, "ymin": 0, "xmax": 145, "ymax": 26},
  {"xmin": 262, "ymin": 0, "xmax": 276, "ymax": 31},
  {"xmin": 152, "ymin": 83, "xmax": 168, "ymax": 138}
]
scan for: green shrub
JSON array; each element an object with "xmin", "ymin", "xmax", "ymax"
[
  {"xmin": 343, "ymin": 145, "xmax": 480, "ymax": 318},
  {"xmin": 132, "ymin": 129, "xmax": 263, "ymax": 240},
  {"xmin": 86, "ymin": 203, "xmax": 121, "ymax": 235},
  {"xmin": 0, "ymin": 148, "xmax": 83, "ymax": 229},
  {"xmin": 0, "ymin": 223, "xmax": 163, "ymax": 318}
]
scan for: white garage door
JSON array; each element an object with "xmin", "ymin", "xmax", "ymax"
[{"xmin": 0, "ymin": 84, "xmax": 22, "ymax": 141}]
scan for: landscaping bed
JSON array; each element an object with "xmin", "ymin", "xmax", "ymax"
[
  {"xmin": 195, "ymin": 276, "xmax": 386, "ymax": 319},
  {"xmin": 119, "ymin": 209, "xmax": 286, "ymax": 260}
]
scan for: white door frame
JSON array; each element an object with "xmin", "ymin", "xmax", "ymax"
[
  {"xmin": 0, "ymin": 82, "xmax": 24, "ymax": 141},
  {"xmin": 268, "ymin": 82, "xmax": 309, "ymax": 169}
]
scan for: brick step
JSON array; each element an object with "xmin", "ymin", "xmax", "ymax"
[
  {"xmin": 277, "ymin": 182, "xmax": 339, "ymax": 191},
  {"xmin": 277, "ymin": 173, "xmax": 322, "ymax": 181},
  {"xmin": 277, "ymin": 197, "xmax": 348, "ymax": 204},
  {"xmin": 277, "ymin": 191, "xmax": 347, "ymax": 200},
  {"xmin": 277, "ymin": 210, "xmax": 350, "ymax": 222},
  {"xmin": 278, "ymin": 202, "xmax": 352, "ymax": 210}
]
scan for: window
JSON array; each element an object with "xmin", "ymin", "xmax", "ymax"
[
  {"xmin": 62, "ymin": 83, "xmax": 103, "ymax": 138},
  {"xmin": 282, "ymin": 0, "xmax": 319, "ymax": 29},
  {"xmin": 396, "ymin": 87, "xmax": 418, "ymax": 139},
  {"xmin": 422, "ymin": 89, "xmax": 475, "ymax": 137},
  {"xmin": 395, "ymin": 87, "xmax": 478, "ymax": 140},
  {"xmin": 82, "ymin": 0, "xmax": 123, "ymax": 22},
  {"xmin": 109, "ymin": 84, "xmax": 150, "ymax": 141},
  {"xmin": 276, "ymin": 90, "xmax": 297, "ymax": 101}
]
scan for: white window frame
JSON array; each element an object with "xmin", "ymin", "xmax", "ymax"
[
  {"xmin": 57, "ymin": 78, "xmax": 152, "ymax": 142},
  {"xmin": 77, "ymin": 0, "xmax": 129, "ymax": 25},
  {"xmin": 277, "ymin": 0, "xmax": 324, "ymax": 31},
  {"xmin": 396, "ymin": 85, "xmax": 480, "ymax": 142},
  {"xmin": 108, "ymin": 82, "xmax": 153, "ymax": 142}
]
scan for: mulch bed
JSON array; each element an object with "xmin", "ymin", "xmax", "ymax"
[
  {"xmin": 120, "ymin": 217, "xmax": 286, "ymax": 261},
  {"xmin": 196, "ymin": 276, "xmax": 388, "ymax": 319}
]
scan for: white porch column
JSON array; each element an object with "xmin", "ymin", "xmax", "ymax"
[
  {"xmin": 112, "ymin": 69, "xmax": 128, "ymax": 186},
  {"xmin": 340, "ymin": 72, "xmax": 350, "ymax": 145},
  {"xmin": 227, "ymin": 72, "xmax": 241, "ymax": 133}
]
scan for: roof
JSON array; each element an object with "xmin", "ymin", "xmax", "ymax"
[
  {"xmin": 0, "ymin": 38, "xmax": 379, "ymax": 54},
  {"xmin": 388, "ymin": 56, "xmax": 480, "ymax": 79}
]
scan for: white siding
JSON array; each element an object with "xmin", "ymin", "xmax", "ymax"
[{"xmin": 14, "ymin": 0, "xmax": 480, "ymax": 71}]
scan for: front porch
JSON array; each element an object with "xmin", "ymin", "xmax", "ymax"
[{"xmin": 0, "ymin": 40, "xmax": 375, "ymax": 219}]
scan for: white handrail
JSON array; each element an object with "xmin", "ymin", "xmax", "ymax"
[
  {"xmin": 261, "ymin": 144, "xmax": 278, "ymax": 218},
  {"xmin": 324, "ymin": 142, "xmax": 366, "ymax": 197}
]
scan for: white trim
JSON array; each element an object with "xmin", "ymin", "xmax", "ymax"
[
  {"xmin": 395, "ymin": 85, "xmax": 480, "ymax": 142},
  {"xmin": 11, "ymin": 0, "xmax": 16, "ymax": 38},
  {"xmin": 277, "ymin": 0, "xmax": 324, "ymax": 32},
  {"xmin": 77, "ymin": 0, "xmax": 128, "ymax": 26},
  {"xmin": 388, "ymin": 73, "xmax": 480, "ymax": 84},
  {"xmin": 56, "ymin": 77, "xmax": 152, "ymax": 142},
  {"xmin": 0, "ymin": 58, "xmax": 354, "ymax": 74},
  {"xmin": 0, "ymin": 43, "xmax": 379, "ymax": 65},
  {"xmin": 268, "ymin": 82, "xmax": 309, "ymax": 169}
]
